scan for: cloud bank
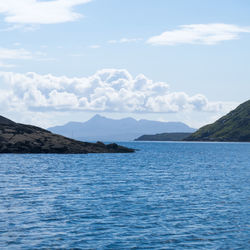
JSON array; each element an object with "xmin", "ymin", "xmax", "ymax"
[
  {"xmin": 0, "ymin": 69, "xmax": 224, "ymax": 114},
  {"xmin": 0, "ymin": 0, "xmax": 92, "ymax": 24},
  {"xmin": 147, "ymin": 23, "xmax": 250, "ymax": 45}
]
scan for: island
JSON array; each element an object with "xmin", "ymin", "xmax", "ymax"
[
  {"xmin": 0, "ymin": 115, "xmax": 134, "ymax": 154},
  {"xmin": 185, "ymin": 99, "xmax": 250, "ymax": 142},
  {"xmin": 134, "ymin": 133, "xmax": 192, "ymax": 141}
]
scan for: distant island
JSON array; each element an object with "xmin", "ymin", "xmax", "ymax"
[
  {"xmin": 48, "ymin": 115, "xmax": 195, "ymax": 141},
  {"xmin": 135, "ymin": 133, "xmax": 192, "ymax": 141},
  {"xmin": 0, "ymin": 115, "xmax": 134, "ymax": 154},
  {"xmin": 185, "ymin": 100, "xmax": 250, "ymax": 142}
]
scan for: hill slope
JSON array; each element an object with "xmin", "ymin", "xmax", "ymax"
[
  {"xmin": 48, "ymin": 115, "xmax": 196, "ymax": 141},
  {"xmin": 0, "ymin": 116, "xmax": 134, "ymax": 154},
  {"xmin": 185, "ymin": 100, "xmax": 250, "ymax": 142}
]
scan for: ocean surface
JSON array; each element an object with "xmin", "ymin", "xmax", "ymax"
[{"xmin": 0, "ymin": 142, "xmax": 249, "ymax": 249}]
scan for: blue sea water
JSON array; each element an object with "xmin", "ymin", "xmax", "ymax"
[{"xmin": 0, "ymin": 142, "xmax": 249, "ymax": 249}]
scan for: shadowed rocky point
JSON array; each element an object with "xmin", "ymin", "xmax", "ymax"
[
  {"xmin": 135, "ymin": 133, "xmax": 192, "ymax": 141},
  {"xmin": 0, "ymin": 116, "xmax": 134, "ymax": 154}
]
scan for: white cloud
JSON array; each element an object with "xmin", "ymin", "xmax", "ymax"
[
  {"xmin": 0, "ymin": 47, "xmax": 32, "ymax": 67},
  {"xmin": 108, "ymin": 38, "xmax": 142, "ymax": 44},
  {"xmin": 0, "ymin": 47, "xmax": 56, "ymax": 66},
  {"xmin": 89, "ymin": 45, "xmax": 101, "ymax": 49},
  {"xmin": 147, "ymin": 23, "xmax": 250, "ymax": 45},
  {"xmin": 0, "ymin": 0, "xmax": 92, "ymax": 25},
  {"xmin": 0, "ymin": 69, "xmax": 229, "ymax": 114},
  {"xmin": 0, "ymin": 47, "xmax": 32, "ymax": 60}
]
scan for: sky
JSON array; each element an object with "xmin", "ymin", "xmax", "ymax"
[{"xmin": 0, "ymin": 0, "xmax": 249, "ymax": 128}]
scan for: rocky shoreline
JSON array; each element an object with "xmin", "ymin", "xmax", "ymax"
[{"xmin": 0, "ymin": 116, "xmax": 134, "ymax": 154}]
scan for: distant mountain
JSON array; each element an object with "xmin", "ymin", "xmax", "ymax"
[
  {"xmin": 135, "ymin": 133, "xmax": 192, "ymax": 141},
  {"xmin": 185, "ymin": 100, "xmax": 250, "ymax": 142},
  {"xmin": 0, "ymin": 115, "xmax": 134, "ymax": 154},
  {"xmin": 48, "ymin": 115, "xmax": 196, "ymax": 141}
]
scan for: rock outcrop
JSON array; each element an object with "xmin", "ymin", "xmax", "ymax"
[{"xmin": 0, "ymin": 116, "xmax": 134, "ymax": 154}]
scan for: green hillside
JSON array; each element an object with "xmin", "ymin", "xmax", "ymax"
[{"xmin": 185, "ymin": 100, "xmax": 250, "ymax": 142}]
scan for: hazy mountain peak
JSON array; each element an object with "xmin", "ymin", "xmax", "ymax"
[
  {"xmin": 89, "ymin": 114, "xmax": 106, "ymax": 121},
  {"xmin": 49, "ymin": 114, "xmax": 195, "ymax": 141},
  {"xmin": 120, "ymin": 117, "xmax": 137, "ymax": 122}
]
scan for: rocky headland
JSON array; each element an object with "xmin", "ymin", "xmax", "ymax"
[{"xmin": 0, "ymin": 115, "xmax": 134, "ymax": 154}]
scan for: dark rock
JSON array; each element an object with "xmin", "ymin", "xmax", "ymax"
[
  {"xmin": 0, "ymin": 115, "xmax": 16, "ymax": 125},
  {"xmin": 96, "ymin": 141, "xmax": 105, "ymax": 146},
  {"xmin": 107, "ymin": 143, "xmax": 118, "ymax": 149},
  {"xmin": 0, "ymin": 116, "xmax": 135, "ymax": 154},
  {"xmin": 135, "ymin": 133, "xmax": 192, "ymax": 141}
]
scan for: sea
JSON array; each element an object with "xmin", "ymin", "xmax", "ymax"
[{"xmin": 0, "ymin": 142, "xmax": 249, "ymax": 249}]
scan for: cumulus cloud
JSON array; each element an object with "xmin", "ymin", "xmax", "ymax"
[
  {"xmin": 0, "ymin": 69, "xmax": 225, "ymax": 114},
  {"xmin": 147, "ymin": 23, "xmax": 250, "ymax": 45},
  {"xmin": 0, "ymin": 0, "xmax": 92, "ymax": 25}
]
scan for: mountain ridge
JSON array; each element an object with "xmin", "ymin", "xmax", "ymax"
[{"xmin": 48, "ymin": 115, "xmax": 196, "ymax": 141}]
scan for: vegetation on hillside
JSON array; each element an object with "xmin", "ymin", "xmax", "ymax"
[{"xmin": 185, "ymin": 100, "xmax": 250, "ymax": 142}]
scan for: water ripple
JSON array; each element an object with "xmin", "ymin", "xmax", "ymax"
[{"xmin": 0, "ymin": 142, "xmax": 249, "ymax": 249}]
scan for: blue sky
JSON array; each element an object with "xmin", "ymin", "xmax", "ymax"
[{"xmin": 0, "ymin": 0, "xmax": 249, "ymax": 128}]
